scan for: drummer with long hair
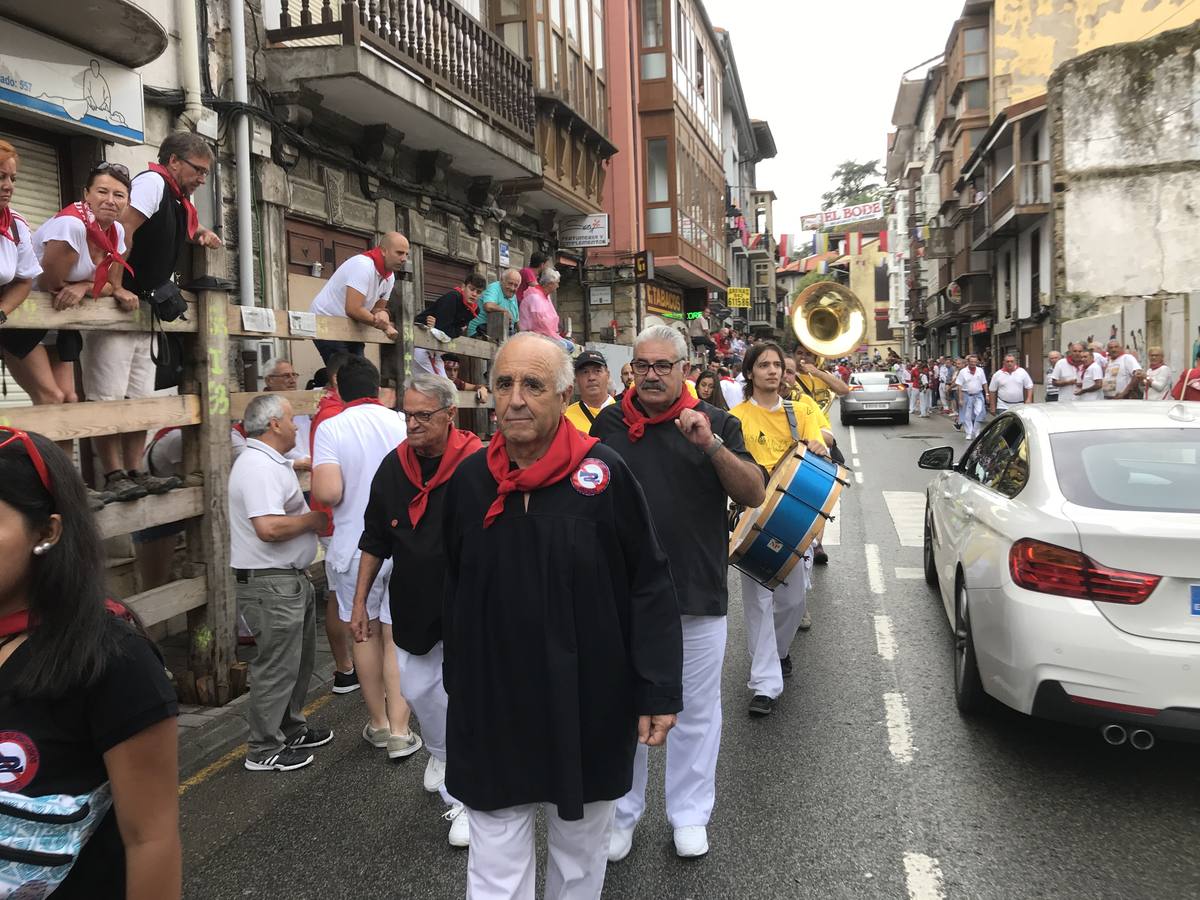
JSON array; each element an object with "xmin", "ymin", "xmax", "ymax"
[{"xmin": 730, "ymin": 342, "xmax": 828, "ymax": 718}]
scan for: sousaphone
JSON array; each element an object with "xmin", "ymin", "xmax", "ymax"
[{"xmin": 788, "ymin": 281, "xmax": 868, "ymax": 412}]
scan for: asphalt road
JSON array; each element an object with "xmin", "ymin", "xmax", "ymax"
[{"xmin": 181, "ymin": 406, "xmax": 1199, "ymax": 900}]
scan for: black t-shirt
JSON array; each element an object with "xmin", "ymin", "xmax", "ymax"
[
  {"xmin": 359, "ymin": 450, "xmax": 448, "ymax": 654},
  {"xmin": 417, "ymin": 288, "xmax": 475, "ymax": 340},
  {"xmin": 0, "ymin": 616, "xmax": 178, "ymax": 897},
  {"xmin": 123, "ymin": 171, "xmax": 188, "ymax": 293},
  {"xmin": 591, "ymin": 398, "xmax": 764, "ymax": 617}
]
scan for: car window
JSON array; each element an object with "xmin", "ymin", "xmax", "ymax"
[
  {"xmin": 959, "ymin": 417, "xmax": 1029, "ymax": 498},
  {"xmin": 851, "ymin": 373, "xmax": 898, "ymax": 386},
  {"xmin": 1051, "ymin": 429, "xmax": 1200, "ymax": 513}
]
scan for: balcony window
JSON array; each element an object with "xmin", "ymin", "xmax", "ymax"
[
  {"xmin": 647, "ymin": 138, "xmax": 669, "ymax": 202},
  {"xmin": 536, "ymin": 21, "xmax": 547, "ymax": 89},
  {"xmin": 642, "ymin": 52, "xmax": 666, "ymax": 79},
  {"xmin": 593, "ymin": 1, "xmax": 604, "ymax": 75},
  {"xmin": 642, "ymin": 0, "xmax": 663, "ymax": 47},
  {"xmin": 962, "ymin": 79, "xmax": 987, "ymax": 114},
  {"xmin": 963, "ymin": 27, "xmax": 987, "ymax": 78},
  {"xmin": 551, "ymin": 0, "xmax": 562, "ymax": 26},
  {"xmin": 580, "ymin": 0, "xmax": 590, "ymax": 61},
  {"xmin": 565, "ymin": 0, "xmax": 578, "ymax": 41},
  {"xmin": 647, "ymin": 207, "xmax": 672, "ymax": 234}
]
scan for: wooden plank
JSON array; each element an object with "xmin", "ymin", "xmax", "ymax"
[
  {"xmin": 124, "ymin": 576, "xmax": 206, "ymax": 627},
  {"xmin": 412, "ymin": 327, "xmax": 496, "ymax": 361},
  {"xmin": 95, "ymin": 486, "xmax": 204, "ymax": 539},
  {"xmin": 0, "ymin": 395, "xmax": 202, "ymax": 441},
  {"xmin": 6, "ymin": 291, "xmax": 198, "ymax": 333},
  {"xmin": 227, "ymin": 305, "xmax": 393, "ymax": 345},
  {"xmin": 229, "ymin": 389, "xmax": 323, "ymax": 419},
  {"xmin": 455, "ymin": 389, "xmax": 494, "ymax": 409}
]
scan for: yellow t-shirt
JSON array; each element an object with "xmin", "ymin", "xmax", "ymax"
[
  {"xmin": 785, "ymin": 385, "xmax": 831, "ymax": 431},
  {"xmin": 796, "ymin": 372, "xmax": 832, "ymax": 409},
  {"xmin": 684, "ymin": 380, "xmax": 698, "ymax": 399},
  {"xmin": 564, "ymin": 396, "xmax": 615, "ymax": 435},
  {"xmin": 730, "ymin": 397, "xmax": 825, "ymax": 473}
]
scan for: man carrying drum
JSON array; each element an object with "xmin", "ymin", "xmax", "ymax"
[
  {"xmin": 592, "ymin": 325, "xmax": 764, "ymax": 862},
  {"xmin": 730, "ymin": 342, "xmax": 828, "ymax": 718}
]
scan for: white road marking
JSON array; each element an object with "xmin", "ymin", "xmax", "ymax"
[
  {"xmin": 895, "ymin": 567, "xmax": 925, "ymax": 580},
  {"xmin": 849, "ymin": 426, "xmax": 858, "ymax": 454},
  {"xmin": 865, "ymin": 544, "xmax": 885, "ymax": 595},
  {"xmin": 852, "ymin": 456, "xmax": 861, "ymax": 468},
  {"xmin": 883, "ymin": 692, "xmax": 915, "ymax": 763},
  {"xmin": 883, "ymin": 490, "xmax": 925, "ymax": 547},
  {"xmin": 854, "ymin": 471, "xmax": 864, "ymax": 485},
  {"xmin": 821, "ymin": 499, "xmax": 841, "ymax": 546},
  {"xmin": 874, "ymin": 615, "xmax": 897, "ymax": 660},
  {"xmin": 903, "ymin": 852, "xmax": 946, "ymax": 900}
]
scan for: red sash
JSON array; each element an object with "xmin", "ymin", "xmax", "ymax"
[
  {"xmin": 397, "ymin": 427, "xmax": 481, "ymax": 527},
  {"xmin": 54, "ymin": 202, "xmax": 134, "ymax": 300},
  {"xmin": 483, "ymin": 419, "xmax": 597, "ymax": 527},
  {"xmin": 148, "ymin": 163, "xmax": 199, "ymax": 239},
  {"xmin": 619, "ymin": 385, "xmax": 701, "ymax": 443}
]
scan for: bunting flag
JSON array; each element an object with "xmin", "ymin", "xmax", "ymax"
[
  {"xmin": 817, "ymin": 260, "xmax": 829, "ymax": 274},
  {"xmin": 845, "ymin": 232, "xmax": 862, "ymax": 256},
  {"xmin": 811, "ymin": 232, "xmax": 830, "ymax": 254},
  {"xmin": 878, "ymin": 231, "xmax": 889, "ymax": 252},
  {"xmin": 777, "ymin": 234, "xmax": 789, "ymax": 260}
]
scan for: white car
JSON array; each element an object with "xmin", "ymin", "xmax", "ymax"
[{"xmin": 918, "ymin": 401, "xmax": 1200, "ymax": 748}]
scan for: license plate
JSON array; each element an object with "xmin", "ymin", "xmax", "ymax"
[
  {"xmin": 1192, "ymin": 585, "xmax": 1200, "ymax": 616},
  {"xmin": 862, "ymin": 402, "xmax": 889, "ymax": 410}
]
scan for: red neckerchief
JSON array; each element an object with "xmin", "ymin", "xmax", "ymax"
[
  {"xmin": 483, "ymin": 419, "xmax": 597, "ymax": 527},
  {"xmin": 55, "ymin": 202, "xmax": 134, "ymax": 301},
  {"xmin": 361, "ymin": 246, "xmax": 389, "ymax": 278},
  {"xmin": 148, "ymin": 163, "xmax": 199, "ymax": 239},
  {"xmin": 620, "ymin": 386, "xmax": 701, "ymax": 443},
  {"xmin": 308, "ymin": 389, "xmax": 344, "ymax": 538},
  {"xmin": 0, "ymin": 599, "xmax": 133, "ymax": 638},
  {"xmin": 151, "ymin": 426, "xmax": 178, "ymax": 443},
  {"xmin": 454, "ymin": 287, "xmax": 478, "ymax": 319},
  {"xmin": 397, "ymin": 427, "xmax": 481, "ymax": 527},
  {"xmin": 232, "ymin": 422, "xmax": 247, "ymax": 438},
  {"xmin": 343, "ymin": 397, "xmax": 383, "ymax": 410},
  {"xmin": 0, "ymin": 206, "xmax": 17, "ymax": 244}
]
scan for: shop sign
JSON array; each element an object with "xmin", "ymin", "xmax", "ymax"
[
  {"xmin": 727, "ymin": 287, "xmax": 751, "ymax": 308},
  {"xmin": 645, "ymin": 284, "xmax": 683, "ymax": 318},
  {"xmin": 589, "ymin": 285, "xmax": 612, "ymax": 306},
  {"xmin": 559, "ymin": 213, "xmax": 610, "ymax": 248},
  {"xmin": 970, "ymin": 319, "xmax": 990, "ymax": 335},
  {"xmin": 820, "ymin": 199, "xmax": 884, "ymax": 227},
  {"xmin": 0, "ymin": 22, "xmax": 145, "ymax": 144},
  {"xmin": 498, "ymin": 240, "xmax": 510, "ymax": 267},
  {"xmin": 633, "ymin": 250, "xmax": 654, "ymax": 282},
  {"xmin": 800, "ymin": 213, "xmax": 823, "ymax": 231}
]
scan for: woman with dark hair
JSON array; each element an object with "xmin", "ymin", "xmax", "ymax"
[
  {"xmin": 3, "ymin": 163, "xmax": 139, "ymax": 413},
  {"xmin": 694, "ymin": 370, "xmax": 728, "ymax": 410},
  {"xmin": 0, "ymin": 428, "xmax": 180, "ymax": 898}
]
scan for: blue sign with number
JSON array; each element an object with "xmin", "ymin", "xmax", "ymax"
[{"xmin": 1192, "ymin": 585, "xmax": 1200, "ymax": 616}]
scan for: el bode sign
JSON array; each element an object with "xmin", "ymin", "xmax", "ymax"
[{"xmin": 821, "ymin": 200, "xmax": 884, "ymax": 227}]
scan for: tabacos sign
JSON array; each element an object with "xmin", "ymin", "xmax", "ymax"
[{"xmin": 821, "ymin": 200, "xmax": 884, "ymax": 228}]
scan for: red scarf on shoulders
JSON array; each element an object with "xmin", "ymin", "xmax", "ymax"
[
  {"xmin": 148, "ymin": 163, "xmax": 199, "ymax": 239},
  {"xmin": 397, "ymin": 427, "xmax": 481, "ymax": 527},
  {"xmin": 620, "ymin": 385, "xmax": 700, "ymax": 443},
  {"xmin": 361, "ymin": 246, "xmax": 389, "ymax": 278},
  {"xmin": 458, "ymin": 288, "xmax": 478, "ymax": 319},
  {"xmin": 483, "ymin": 419, "xmax": 597, "ymax": 527},
  {"xmin": 0, "ymin": 206, "xmax": 18, "ymax": 244},
  {"xmin": 55, "ymin": 202, "xmax": 134, "ymax": 301},
  {"xmin": 0, "ymin": 599, "xmax": 133, "ymax": 638}
]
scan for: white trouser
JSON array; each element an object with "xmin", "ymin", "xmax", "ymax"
[
  {"xmin": 614, "ymin": 615, "xmax": 726, "ymax": 832},
  {"xmin": 741, "ymin": 567, "xmax": 808, "ymax": 699},
  {"xmin": 959, "ymin": 393, "xmax": 986, "ymax": 434},
  {"xmin": 413, "ymin": 347, "xmax": 446, "ymax": 377},
  {"xmin": 466, "ymin": 800, "xmax": 615, "ymax": 900},
  {"xmin": 395, "ymin": 641, "xmax": 457, "ymax": 807},
  {"xmin": 939, "ymin": 383, "xmax": 949, "ymax": 409},
  {"xmin": 919, "ymin": 389, "xmax": 932, "ymax": 416},
  {"xmin": 908, "ymin": 386, "xmax": 918, "ymax": 412}
]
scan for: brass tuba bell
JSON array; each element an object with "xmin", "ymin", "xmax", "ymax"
[{"xmin": 788, "ymin": 281, "xmax": 868, "ymax": 361}]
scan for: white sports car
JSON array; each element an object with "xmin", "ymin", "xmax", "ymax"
[{"xmin": 918, "ymin": 401, "xmax": 1200, "ymax": 748}]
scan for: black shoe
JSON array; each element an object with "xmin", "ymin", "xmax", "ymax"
[
  {"xmin": 813, "ymin": 547, "xmax": 829, "ymax": 566},
  {"xmin": 780, "ymin": 655, "xmax": 793, "ymax": 678},
  {"xmin": 244, "ymin": 747, "xmax": 314, "ymax": 772},
  {"xmin": 748, "ymin": 695, "xmax": 775, "ymax": 717},
  {"xmin": 286, "ymin": 725, "xmax": 333, "ymax": 749},
  {"xmin": 332, "ymin": 668, "xmax": 360, "ymax": 694},
  {"xmin": 953, "ymin": 421, "xmax": 963, "ymax": 431},
  {"xmin": 128, "ymin": 469, "xmax": 181, "ymax": 495}
]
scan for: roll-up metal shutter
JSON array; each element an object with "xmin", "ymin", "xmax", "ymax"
[
  {"xmin": 0, "ymin": 129, "xmax": 65, "ymax": 407},
  {"xmin": 421, "ymin": 253, "xmax": 474, "ymax": 306}
]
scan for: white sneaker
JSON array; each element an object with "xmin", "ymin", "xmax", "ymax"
[
  {"xmin": 362, "ymin": 722, "xmax": 390, "ymax": 748},
  {"xmin": 608, "ymin": 825, "xmax": 635, "ymax": 862},
  {"xmin": 673, "ymin": 825, "xmax": 709, "ymax": 858},
  {"xmin": 445, "ymin": 804, "xmax": 470, "ymax": 848},
  {"xmin": 423, "ymin": 755, "xmax": 446, "ymax": 792}
]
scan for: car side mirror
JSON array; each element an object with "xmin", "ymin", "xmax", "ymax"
[{"xmin": 918, "ymin": 447, "xmax": 955, "ymax": 470}]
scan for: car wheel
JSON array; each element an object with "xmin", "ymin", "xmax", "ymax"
[
  {"xmin": 954, "ymin": 579, "xmax": 987, "ymax": 715},
  {"xmin": 840, "ymin": 413, "xmax": 853, "ymax": 426},
  {"xmin": 923, "ymin": 504, "xmax": 938, "ymax": 587},
  {"xmin": 897, "ymin": 414, "xmax": 910, "ymax": 425}
]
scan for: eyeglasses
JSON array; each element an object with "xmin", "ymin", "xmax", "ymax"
[
  {"xmin": 92, "ymin": 161, "xmax": 131, "ymax": 179},
  {"xmin": 266, "ymin": 372, "xmax": 298, "ymax": 381},
  {"xmin": 179, "ymin": 158, "xmax": 210, "ymax": 178},
  {"xmin": 630, "ymin": 358, "xmax": 683, "ymax": 376},
  {"xmin": 0, "ymin": 427, "xmax": 53, "ymax": 494},
  {"xmin": 402, "ymin": 406, "xmax": 449, "ymax": 424}
]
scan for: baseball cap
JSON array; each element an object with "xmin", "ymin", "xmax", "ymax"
[{"xmin": 574, "ymin": 350, "xmax": 608, "ymax": 371}]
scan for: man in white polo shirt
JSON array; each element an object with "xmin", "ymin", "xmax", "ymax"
[
  {"xmin": 229, "ymin": 394, "xmax": 332, "ymax": 772},
  {"xmin": 309, "ymin": 232, "xmax": 409, "ymax": 364},
  {"xmin": 988, "ymin": 354, "xmax": 1034, "ymax": 414},
  {"xmin": 953, "ymin": 355, "xmax": 989, "ymax": 440},
  {"xmin": 312, "ymin": 356, "xmax": 421, "ymax": 761}
]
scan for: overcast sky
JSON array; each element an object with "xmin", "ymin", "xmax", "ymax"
[{"xmin": 704, "ymin": 0, "xmax": 965, "ymax": 236}]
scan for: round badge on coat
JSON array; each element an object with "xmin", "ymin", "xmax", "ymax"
[
  {"xmin": 571, "ymin": 458, "xmax": 611, "ymax": 496},
  {"xmin": 0, "ymin": 731, "xmax": 40, "ymax": 792}
]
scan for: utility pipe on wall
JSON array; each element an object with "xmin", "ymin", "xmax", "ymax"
[
  {"xmin": 175, "ymin": 0, "xmax": 206, "ymax": 132},
  {"xmin": 228, "ymin": 0, "xmax": 257, "ymax": 306}
]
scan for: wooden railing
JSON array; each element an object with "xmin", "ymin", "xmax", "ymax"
[
  {"xmin": 991, "ymin": 168, "xmax": 1014, "ymax": 219},
  {"xmin": 0, "ymin": 246, "xmax": 498, "ymax": 706},
  {"xmin": 269, "ymin": 0, "xmax": 535, "ymax": 139}
]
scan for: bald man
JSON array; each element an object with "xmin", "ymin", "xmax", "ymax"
[{"xmin": 310, "ymin": 231, "xmax": 409, "ymax": 364}]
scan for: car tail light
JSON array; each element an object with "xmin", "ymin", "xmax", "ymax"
[
  {"xmin": 850, "ymin": 384, "xmax": 863, "ymax": 391},
  {"xmin": 890, "ymin": 383, "xmax": 907, "ymax": 391},
  {"xmin": 1008, "ymin": 538, "xmax": 1161, "ymax": 604}
]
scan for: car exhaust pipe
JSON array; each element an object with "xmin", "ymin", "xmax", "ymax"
[
  {"xmin": 1129, "ymin": 729, "xmax": 1156, "ymax": 751},
  {"xmin": 1101, "ymin": 724, "xmax": 1127, "ymax": 746}
]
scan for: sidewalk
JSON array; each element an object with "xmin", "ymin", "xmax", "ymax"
[{"xmin": 165, "ymin": 602, "xmax": 338, "ymax": 779}]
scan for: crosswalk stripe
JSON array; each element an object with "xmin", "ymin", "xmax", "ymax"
[{"xmin": 883, "ymin": 490, "xmax": 925, "ymax": 548}]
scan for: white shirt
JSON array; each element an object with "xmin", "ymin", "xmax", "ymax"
[
  {"xmin": 1050, "ymin": 358, "xmax": 1080, "ymax": 403},
  {"xmin": 228, "ymin": 438, "xmax": 318, "ymax": 571},
  {"xmin": 0, "ymin": 214, "xmax": 41, "ymax": 287},
  {"xmin": 1143, "ymin": 365, "xmax": 1173, "ymax": 401},
  {"xmin": 899, "ymin": 366, "xmax": 912, "ymax": 385},
  {"xmin": 312, "ymin": 403, "xmax": 407, "ymax": 572},
  {"xmin": 955, "ymin": 367, "xmax": 988, "ymax": 395},
  {"xmin": 1079, "ymin": 361, "xmax": 1105, "ymax": 401},
  {"xmin": 129, "ymin": 171, "xmax": 167, "ymax": 219},
  {"xmin": 720, "ymin": 378, "xmax": 743, "ymax": 409},
  {"xmin": 1102, "ymin": 352, "xmax": 1140, "ymax": 398},
  {"xmin": 145, "ymin": 428, "xmax": 183, "ymax": 476},
  {"xmin": 32, "ymin": 216, "xmax": 126, "ymax": 289},
  {"xmin": 989, "ymin": 367, "xmax": 1034, "ymax": 408},
  {"xmin": 309, "ymin": 254, "xmax": 395, "ymax": 319}
]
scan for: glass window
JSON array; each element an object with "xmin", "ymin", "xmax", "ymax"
[
  {"xmin": 552, "ymin": 34, "xmax": 563, "ymax": 91},
  {"xmin": 500, "ymin": 0, "xmax": 521, "ymax": 13},
  {"xmin": 502, "ymin": 22, "xmax": 526, "ymax": 57},
  {"xmin": 646, "ymin": 138, "xmax": 668, "ymax": 202},
  {"xmin": 964, "ymin": 27, "xmax": 986, "ymax": 53},
  {"xmin": 551, "ymin": 0, "xmax": 562, "ymax": 26},
  {"xmin": 641, "ymin": 51, "xmax": 666, "ymax": 79},
  {"xmin": 647, "ymin": 207, "xmax": 672, "ymax": 234},
  {"xmin": 960, "ymin": 418, "xmax": 1028, "ymax": 498},
  {"xmin": 580, "ymin": 0, "xmax": 590, "ymax": 61},
  {"xmin": 565, "ymin": 0, "xmax": 577, "ymax": 42},
  {"xmin": 642, "ymin": 0, "xmax": 663, "ymax": 48},
  {"xmin": 536, "ymin": 21, "xmax": 547, "ymax": 89},
  {"xmin": 456, "ymin": 0, "xmax": 482, "ymax": 18},
  {"xmin": 1051, "ymin": 431, "xmax": 1200, "ymax": 513},
  {"xmin": 964, "ymin": 80, "xmax": 987, "ymax": 111},
  {"xmin": 965, "ymin": 55, "xmax": 987, "ymax": 77},
  {"xmin": 593, "ymin": 1, "xmax": 605, "ymax": 75}
]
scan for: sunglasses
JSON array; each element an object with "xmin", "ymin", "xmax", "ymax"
[
  {"xmin": 0, "ymin": 427, "xmax": 53, "ymax": 494},
  {"xmin": 93, "ymin": 161, "xmax": 131, "ymax": 179}
]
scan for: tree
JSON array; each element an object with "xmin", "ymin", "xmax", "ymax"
[{"xmin": 821, "ymin": 160, "xmax": 883, "ymax": 208}]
